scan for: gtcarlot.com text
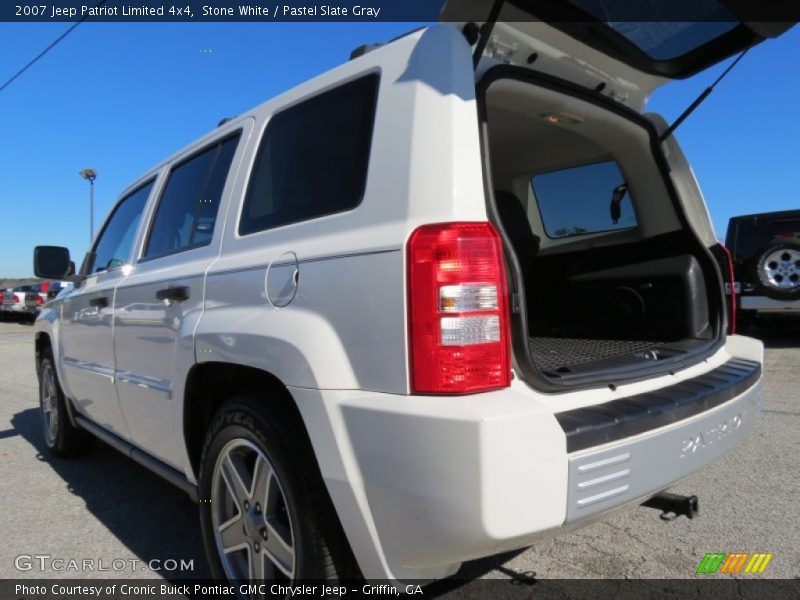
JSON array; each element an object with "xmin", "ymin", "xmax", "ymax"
[{"xmin": 14, "ymin": 554, "xmax": 194, "ymax": 573}]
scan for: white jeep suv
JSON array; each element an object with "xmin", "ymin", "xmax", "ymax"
[{"xmin": 32, "ymin": 8, "xmax": 791, "ymax": 584}]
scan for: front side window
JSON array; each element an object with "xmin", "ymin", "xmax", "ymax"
[
  {"xmin": 531, "ymin": 161, "xmax": 637, "ymax": 239},
  {"xmin": 144, "ymin": 133, "xmax": 240, "ymax": 259},
  {"xmin": 91, "ymin": 180, "xmax": 154, "ymax": 273},
  {"xmin": 239, "ymin": 73, "xmax": 379, "ymax": 236}
]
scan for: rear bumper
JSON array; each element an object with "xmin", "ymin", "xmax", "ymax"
[
  {"xmin": 565, "ymin": 371, "xmax": 762, "ymax": 522},
  {"xmin": 740, "ymin": 295, "xmax": 800, "ymax": 313},
  {"xmin": 556, "ymin": 358, "xmax": 759, "ymax": 453},
  {"xmin": 293, "ymin": 339, "xmax": 763, "ymax": 581},
  {"xmin": 1, "ymin": 305, "xmax": 35, "ymax": 313}
]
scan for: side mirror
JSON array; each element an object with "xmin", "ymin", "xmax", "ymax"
[{"xmin": 33, "ymin": 246, "xmax": 80, "ymax": 281}]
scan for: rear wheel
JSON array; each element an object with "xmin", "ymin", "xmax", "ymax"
[
  {"xmin": 198, "ymin": 395, "xmax": 359, "ymax": 585},
  {"xmin": 38, "ymin": 352, "xmax": 92, "ymax": 456}
]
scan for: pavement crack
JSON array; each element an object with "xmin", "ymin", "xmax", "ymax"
[
  {"xmin": 599, "ymin": 519, "xmax": 653, "ymax": 548},
  {"xmin": 762, "ymin": 409, "xmax": 800, "ymax": 417}
]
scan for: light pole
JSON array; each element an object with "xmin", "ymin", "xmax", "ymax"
[{"xmin": 79, "ymin": 168, "xmax": 97, "ymax": 242}]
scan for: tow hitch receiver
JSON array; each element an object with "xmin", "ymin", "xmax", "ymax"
[{"xmin": 642, "ymin": 492, "xmax": 699, "ymax": 520}]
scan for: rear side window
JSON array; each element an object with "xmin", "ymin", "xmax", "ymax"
[
  {"xmin": 531, "ymin": 161, "xmax": 637, "ymax": 239},
  {"xmin": 239, "ymin": 73, "xmax": 379, "ymax": 236},
  {"xmin": 91, "ymin": 180, "xmax": 154, "ymax": 273},
  {"xmin": 144, "ymin": 133, "xmax": 241, "ymax": 260}
]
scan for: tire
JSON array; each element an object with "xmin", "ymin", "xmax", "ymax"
[
  {"xmin": 38, "ymin": 351, "xmax": 92, "ymax": 457},
  {"xmin": 198, "ymin": 394, "xmax": 359, "ymax": 584},
  {"xmin": 751, "ymin": 238, "xmax": 800, "ymax": 301}
]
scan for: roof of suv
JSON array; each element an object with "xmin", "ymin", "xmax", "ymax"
[
  {"xmin": 728, "ymin": 209, "xmax": 800, "ymax": 224},
  {"xmin": 725, "ymin": 209, "xmax": 800, "ymax": 262}
]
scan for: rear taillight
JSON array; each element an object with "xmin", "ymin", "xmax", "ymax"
[
  {"xmin": 407, "ymin": 222, "xmax": 511, "ymax": 394},
  {"xmin": 13, "ymin": 294, "xmax": 20, "ymax": 303},
  {"xmin": 36, "ymin": 295, "xmax": 44, "ymax": 305},
  {"xmin": 718, "ymin": 244, "xmax": 737, "ymax": 335}
]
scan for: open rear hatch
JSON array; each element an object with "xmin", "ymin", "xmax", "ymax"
[
  {"xmin": 440, "ymin": 2, "xmax": 794, "ymax": 390},
  {"xmin": 441, "ymin": 0, "xmax": 794, "ymax": 110}
]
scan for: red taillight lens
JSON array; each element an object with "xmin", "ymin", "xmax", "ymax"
[
  {"xmin": 719, "ymin": 244, "xmax": 737, "ymax": 335},
  {"xmin": 13, "ymin": 294, "xmax": 20, "ymax": 303},
  {"xmin": 36, "ymin": 295, "xmax": 44, "ymax": 305},
  {"xmin": 407, "ymin": 222, "xmax": 511, "ymax": 394}
]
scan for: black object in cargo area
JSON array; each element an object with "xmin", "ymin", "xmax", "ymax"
[
  {"xmin": 554, "ymin": 358, "xmax": 760, "ymax": 452},
  {"xmin": 547, "ymin": 255, "xmax": 709, "ymax": 341}
]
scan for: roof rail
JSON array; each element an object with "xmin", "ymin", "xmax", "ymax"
[{"xmin": 350, "ymin": 43, "xmax": 382, "ymax": 60}]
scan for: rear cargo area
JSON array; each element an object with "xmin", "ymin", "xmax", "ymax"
[
  {"xmin": 529, "ymin": 337, "xmax": 666, "ymax": 372},
  {"xmin": 520, "ymin": 231, "xmax": 715, "ymax": 380},
  {"xmin": 481, "ymin": 73, "xmax": 722, "ymax": 386}
]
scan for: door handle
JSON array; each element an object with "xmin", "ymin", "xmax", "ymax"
[
  {"xmin": 89, "ymin": 297, "xmax": 108, "ymax": 308},
  {"xmin": 156, "ymin": 286, "xmax": 190, "ymax": 303}
]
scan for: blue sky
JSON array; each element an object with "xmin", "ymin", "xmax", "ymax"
[{"xmin": 0, "ymin": 22, "xmax": 798, "ymax": 277}]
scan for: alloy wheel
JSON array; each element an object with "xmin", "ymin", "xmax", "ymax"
[
  {"xmin": 211, "ymin": 438, "xmax": 295, "ymax": 582},
  {"xmin": 762, "ymin": 248, "xmax": 800, "ymax": 289},
  {"xmin": 40, "ymin": 362, "xmax": 59, "ymax": 446}
]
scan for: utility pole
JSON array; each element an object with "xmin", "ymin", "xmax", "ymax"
[{"xmin": 79, "ymin": 168, "xmax": 97, "ymax": 242}]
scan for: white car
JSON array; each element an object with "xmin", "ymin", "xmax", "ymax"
[
  {"xmin": 32, "ymin": 7, "xmax": 790, "ymax": 585},
  {"xmin": 1, "ymin": 285, "xmax": 38, "ymax": 321}
]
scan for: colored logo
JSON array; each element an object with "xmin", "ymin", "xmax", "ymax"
[{"xmin": 696, "ymin": 552, "xmax": 773, "ymax": 574}]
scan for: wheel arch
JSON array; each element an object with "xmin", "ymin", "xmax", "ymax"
[
  {"xmin": 34, "ymin": 330, "xmax": 80, "ymax": 429},
  {"xmin": 34, "ymin": 331, "xmax": 52, "ymax": 376},
  {"xmin": 182, "ymin": 361, "xmax": 314, "ymax": 481}
]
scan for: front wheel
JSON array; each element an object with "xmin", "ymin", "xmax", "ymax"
[
  {"xmin": 198, "ymin": 395, "xmax": 359, "ymax": 584},
  {"xmin": 38, "ymin": 352, "xmax": 92, "ymax": 456}
]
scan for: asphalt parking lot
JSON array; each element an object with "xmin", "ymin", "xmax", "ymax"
[{"xmin": 0, "ymin": 320, "xmax": 798, "ymax": 583}]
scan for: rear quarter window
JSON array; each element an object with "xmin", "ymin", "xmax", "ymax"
[{"xmin": 238, "ymin": 73, "xmax": 379, "ymax": 236}]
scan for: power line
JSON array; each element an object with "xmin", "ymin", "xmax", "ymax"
[{"xmin": 0, "ymin": 0, "xmax": 108, "ymax": 95}]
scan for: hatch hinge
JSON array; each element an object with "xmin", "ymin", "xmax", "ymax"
[{"xmin": 472, "ymin": 0, "xmax": 506, "ymax": 69}]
